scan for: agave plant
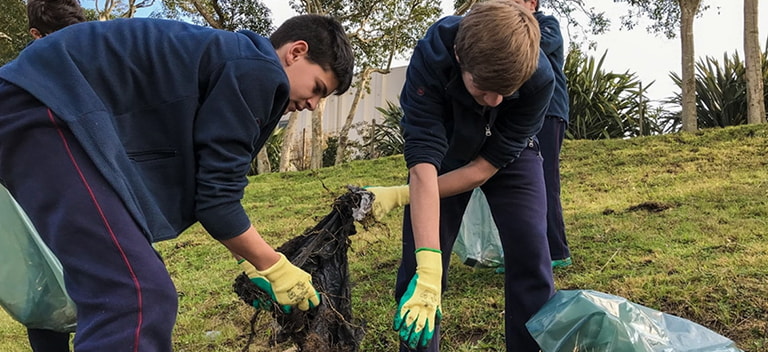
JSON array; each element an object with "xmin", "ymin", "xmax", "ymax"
[
  {"xmin": 362, "ymin": 100, "xmax": 405, "ymax": 159},
  {"xmin": 668, "ymin": 53, "xmax": 747, "ymax": 128},
  {"xmin": 564, "ymin": 48, "xmax": 658, "ymax": 139},
  {"xmin": 666, "ymin": 43, "xmax": 768, "ymax": 129}
]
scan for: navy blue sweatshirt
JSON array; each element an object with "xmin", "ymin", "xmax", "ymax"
[
  {"xmin": 0, "ymin": 18, "xmax": 289, "ymax": 241},
  {"xmin": 535, "ymin": 11, "xmax": 569, "ymax": 123},
  {"xmin": 400, "ymin": 16, "xmax": 555, "ymax": 172}
]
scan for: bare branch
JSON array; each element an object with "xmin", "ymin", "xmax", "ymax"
[{"xmin": 190, "ymin": 0, "xmax": 222, "ymax": 28}]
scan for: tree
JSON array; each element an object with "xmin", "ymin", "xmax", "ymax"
[
  {"xmin": 95, "ymin": 0, "xmax": 155, "ymax": 20},
  {"xmin": 0, "ymin": 0, "xmax": 28, "ymax": 65},
  {"xmin": 743, "ymin": 0, "xmax": 765, "ymax": 124},
  {"xmin": 667, "ymin": 49, "xmax": 768, "ymax": 129},
  {"xmin": 614, "ymin": 0, "xmax": 707, "ymax": 132},
  {"xmin": 281, "ymin": 0, "xmax": 439, "ymax": 166},
  {"xmin": 277, "ymin": 112, "xmax": 299, "ymax": 171},
  {"xmin": 155, "ymin": 0, "xmax": 273, "ymax": 33},
  {"xmin": 310, "ymin": 98, "xmax": 327, "ymax": 169}
]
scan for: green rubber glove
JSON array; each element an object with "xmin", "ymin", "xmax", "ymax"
[
  {"xmin": 258, "ymin": 253, "xmax": 321, "ymax": 312},
  {"xmin": 365, "ymin": 185, "xmax": 410, "ymax": 220},
  {"xmin": 393, "ymin": 248, "xmax": 443, "ymax": 350},
  {"xmin": 238, "ymin": 259, "xmax": 287, "ymax": 312}
]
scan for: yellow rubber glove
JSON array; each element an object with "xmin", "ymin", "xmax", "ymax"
[
  {"xmin": 258, "ymin": 253, "xmax": 321, "ymax": 312},
  {"xmin": 365, "ymin": 185, "xmax": 410, "ymax": 221},
  {"xmin": 393, "ymin": 248, "xmax": 443, "ymax": 350},
  {"xmin": 238, "ymin": 259, "xmax": 284, "ymax": 311}
]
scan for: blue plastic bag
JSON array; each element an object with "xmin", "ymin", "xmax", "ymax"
[
  {"xmin": 526, "ymin": 290, "xmax": 743, "ymax": 352},
  {"xmin": 0, "ymin": 185, "xmax": 77, "ymax": 332}
]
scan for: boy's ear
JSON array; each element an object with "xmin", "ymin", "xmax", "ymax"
[
  {"xmin": 285, "ymin": 40, "xmax": 309, "ymax": 65},
  {"xmin": 29, "ymin": 28, "xmax": 43, "ymax": 39}
]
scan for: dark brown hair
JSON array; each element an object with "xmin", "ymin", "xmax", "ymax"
[
  {"xmin": 27, "ymin": 0, "xmax": 86, "ymax": 36},
  {"xmin": 270, "ymin": 14, "xmax": 355, "ymax": 95},
  {"xmin": 455, "ymin": 0, "xmax": 540, "ymax": 96}
]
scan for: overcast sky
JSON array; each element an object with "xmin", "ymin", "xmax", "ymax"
[{"xmin": 267, "ymin": 0, "xmax": 768, "ymax": 102}]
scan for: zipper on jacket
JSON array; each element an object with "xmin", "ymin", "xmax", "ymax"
[{"xmin": 484, "ymin": 107, "xmax": 498, "ymax": 137}]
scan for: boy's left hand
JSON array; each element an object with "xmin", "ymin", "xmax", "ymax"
[
  {"xmin": 393, "ymin": 248, "xmax": 442, "ymax": 349},
  {"xmin": 364, "ymin": 185, "xmax": 410, "ymax": 220}
]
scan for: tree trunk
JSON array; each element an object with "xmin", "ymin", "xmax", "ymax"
[
  {"xmin": 255, "ymin": 147, "xmax": 271, "ymax": 174},
  {"xmin": 279, "ymin": 111, "xmax": 299, "ymax": 172},
  {"xmin": 679, "ymin": 0, "xmax": 700, "ymax": 132},
  {"xmin": 744, "ymin": 0, "xmax": 765, "ymax": 125},
  {"xmin": 335, "ymin": 69, "xmax": 373, "ymax": 165},
  {"xmin": 454, "ymin": 0, "xmax": 478, "ymax": 15},
  {"xmin": 310, "ymin": 98, "xmax": 326, "ymax": 169},
  {"xmin": 96, "ymin": 0, "xmax": 117, "ymax": 20}
]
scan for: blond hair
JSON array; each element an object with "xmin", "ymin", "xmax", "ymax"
[{"xmin": 455, "ymin": 0, "xmax": 541, "ymax": 96}]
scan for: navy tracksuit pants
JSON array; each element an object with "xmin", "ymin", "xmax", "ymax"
[
  {"xmin": 395, "ymin": 142, "xmax": 555, "ymax": 352},
  {"xmin": 538, "ymin": 116, "xmax": 570, "ymax": 261},
  {"xmin": 0, "ymin": 81, "xmax": 178, "ymax": 351}
]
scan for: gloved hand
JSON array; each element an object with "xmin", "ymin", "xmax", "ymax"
[
  {"xmin": 364, "ymin": 185, "xmax": 410, "ymax": 221},
  {"xmin": 393, "ymin": 248, "xmax": 443, "ymax": 350},
  {"xmin": 238, "ymin": 259, "xmax": 282, "ymax": 311},
  {"xmin": 258, "ymin": 253, "xmax": 321, "ymax": 312}
]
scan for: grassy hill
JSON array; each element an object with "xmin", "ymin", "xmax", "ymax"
[{"xmin": 2, "ymin": 124, "xmax": 767, "ymax": 351}]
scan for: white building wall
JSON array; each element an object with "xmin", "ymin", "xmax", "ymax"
[{"xmin": 285, "ymin": 65, "xmax": 407, "ymax": 141}]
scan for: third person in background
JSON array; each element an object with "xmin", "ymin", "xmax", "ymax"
[{"xmin": 514, "ymin": 0, "xmax": 572, "ymax": 269}]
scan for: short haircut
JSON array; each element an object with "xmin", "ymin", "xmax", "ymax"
[
  {"xmin": 27, "ymin": 0, "xmax": 86, "ymax": 35},
  {"xmin": 455, "ymin": 0, "xmax": 540, "ymax": 96},
  {"xmin": 270, "ymin": 14, "xmax": 355, "ymax": 95}
]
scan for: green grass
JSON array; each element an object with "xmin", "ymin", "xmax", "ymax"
[{"xmin": 2, "ymin": 124, "xmax": 768, "ymax": 351}]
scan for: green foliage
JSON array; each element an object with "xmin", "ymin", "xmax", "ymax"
[
  {"xmin": 666, "ymin": 47, "xmax": 768, "ymax": 129},
  {"xmin": 565, "ymin": 48, "xmax": 663, "ymax": 139},
  {"xmin": 613, "ymin": 0, "xmax": 709, "ymax": 39},
  {"xmin": 2, "ymin": 125, "xmax": 768, "ymax": 351},
  {"xmin": 364, "ymin": 100, "xmax": 404, "ymax": 158},
  {"xmin": 322, "ymin": 135, "xmax": 338, "ymax": 167},
  {"xmin": 265, "ymin": 127, "xmax": 285, "ymax": 173},
  {"xmin": 154, "ymin": 0, "xmax": 273, "ymax": 34},
  {"xmin": 0, "ymin": 0, "xmax": 29, "ymax": 65},
  {"xmin": 545, "ymin": 0, "xmax": 611, "ymax": 49},
  {"xmin": 291, "ymin": 0, "xmax": 441, "ymax": 76},
  {"xmin": 249, "ymin": 126, "xmax": 285, "ymax": 175}
]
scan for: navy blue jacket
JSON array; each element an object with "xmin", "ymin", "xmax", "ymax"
[
  {"xmin": 400, "ymin": 16, "xmax": 555, "ymax": 172},
  {"xmin": 0, "ymin": 18, "xmax": 289, "ymax": 242},
  {"xmin": 535, "ymin": 11, "xmax": 569, "ymax": 123}
]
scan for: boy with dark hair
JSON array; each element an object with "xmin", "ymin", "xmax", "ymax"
[
  {"xmin": 0, "ymin": 14, "xmax": 354, "ymax": 351},
  {"xmin": 27, "ymin": 0, "xmax": 86, "ymax": 39},
  {"xmin": 514, "ymin": 0, "xmax": 572, "ymax": 268},
  {"xmin": 372, "ymin": 0, "xmax": 555, "ymax": 350}
]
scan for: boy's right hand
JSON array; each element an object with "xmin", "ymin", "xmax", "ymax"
[
  {"xmin": 238, "ymin": 259, "xmax": 282, "ymax": 311},
  {"xmin": 364, "ymin": 185, "xmax": 410, "ymax": 220},
  {"xmin": 258, "ymin": 253, "xmax": 321, "ymax": 312}
]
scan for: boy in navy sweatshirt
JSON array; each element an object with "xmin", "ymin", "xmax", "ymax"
[
  {"xmin": 370, "ymin": 1, "xmax": 555, "ymax": 350},
  {"xmin": 0, "ymin": 14, "xmax": 353, "ymax": 351}
]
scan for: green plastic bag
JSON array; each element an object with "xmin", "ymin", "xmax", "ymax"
[
  {"xmin": 526, "ymin": 290, "xmax": 743, "ymax": 352},
  {"xmin": 0, "ymin": 185, "xmax": 77, "ymax": 332},
  {"xmin": 453, "ymin": 188, "xmax": 504, "ymax": 268}
]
